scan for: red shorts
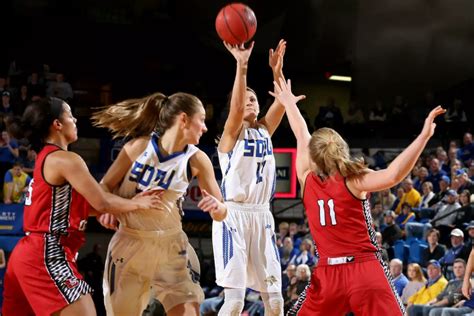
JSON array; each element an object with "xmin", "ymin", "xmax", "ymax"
[
  {"xmin": 2, "ymin": 234, "xmax": 92, "ymax": 316},
  {"xmin": 289, "ymin": 254, "xmax": 405, "ymax": 316}
]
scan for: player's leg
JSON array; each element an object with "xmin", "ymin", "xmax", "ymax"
[
  {"xmin": 2, "ymin": 256, "xmax": 35, "ymax": 316},
  {"xmin": 247, "ymin": 211, "xmax": 283, "ymax": 315},
  {"xmin": 153, "ymin": 233, "xmax": 204, "ymax": 316},
  {"xmin": 288, "ymin": 266, "xmax": 350, "ymax": 316},
  {"xmin": 348, "ymin": 259, "xmax": 405, "ymax": 316},
  {"xmin": 218, "ymin": 288, "xmax": 246, "ymax": 316},
  {"xmin": 103, "ymin": 231, "xmax": 153, "ymax": 316}
]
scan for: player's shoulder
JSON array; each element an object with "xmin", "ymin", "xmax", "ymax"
[{"xmin": 122, "ymin": 136, "xmax": 151, "ymax": 157}]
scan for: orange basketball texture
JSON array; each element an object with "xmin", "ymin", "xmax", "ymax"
[{"xmin": 215, "ymin": 3, "xmax": 257, "ymax": 45}]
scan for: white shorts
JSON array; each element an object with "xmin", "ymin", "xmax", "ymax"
[
  {"xmin": 103, "ymin": 226, "xmax": 204, "ymax": 316},
  {"xmin": 212, "ymin": 202, "xmax": 282, "ymax": 293}
]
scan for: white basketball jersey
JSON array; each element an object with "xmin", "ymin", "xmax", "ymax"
[
  {"xmin": 115, "ymin": 133, "xmax": 198, "ymax": 231},
  {"xmin": 219, "ymin": 125, "xmax": 276, "ymax": 204}
]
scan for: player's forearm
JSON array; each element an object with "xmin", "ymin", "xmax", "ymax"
[
  {"xmin": 285, "ymin": 101, "xmax": 311, "ymax": 143},
  {"xmin": 384, "ymin": 134, "xmax": 429, "ymax": 184}
]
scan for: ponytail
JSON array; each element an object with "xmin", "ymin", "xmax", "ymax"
[
  {"xmin": 309, "ymin": 127, "xmax": 368, "ymax": 178},
  {"xmin": 92, "ymin": 92, "xmax": 166, "ymax": 139},
  {"xmin": 92, "ymin": 92, "xmax": 203, "ymax": 139}
]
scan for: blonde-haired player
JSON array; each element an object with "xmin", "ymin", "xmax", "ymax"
[{"xmin": 93, "ymin": 92, "xmax": 227, "ymax": 316}]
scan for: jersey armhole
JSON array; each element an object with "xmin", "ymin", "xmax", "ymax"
[
  {"xmin": 344, "ymin": 177, "xmax": 366, "ymax": 201},
  {"xmin": 300, "ymin": 170, "xmax": 312, "ymax": 201},
  {"xmin": 41, "ymin": 149, "xmax": 67, "ymax": 187}
]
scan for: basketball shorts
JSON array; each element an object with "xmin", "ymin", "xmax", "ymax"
[
  {"xmin": 103, "ymin": 226, "xmax": 204, "ymax": 316},
  {"xmin": 212, "ymin": 202, "xmax": 282, "ymax": 293},
  {"xmin": 288, "ymin": 253, "xmax": 405, "ymax": 316},
  {"xmin": 2, "ymin": 234, "xmax": 92, "ymax": 316}
]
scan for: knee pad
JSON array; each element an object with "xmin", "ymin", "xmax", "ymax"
[{"xmin": 218, "ymin": 299, "xmax": 244, "ymax": 316}]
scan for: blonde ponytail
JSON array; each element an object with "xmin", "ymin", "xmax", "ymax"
[
  {"xmin": 309, "ymin": 128, "xmax": 368, "ymax": 178},
  {"xmin": 92, "ymin": 92, "xmax": 166, "ymax": 139},
  {"xmin": 92, "ymin": 92, "xmax": 203, "ymax": 139}
]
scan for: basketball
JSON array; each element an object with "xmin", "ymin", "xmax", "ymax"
[{"xmin": 215, "ymin": 3, "xmax": 257, "ymax": 45}]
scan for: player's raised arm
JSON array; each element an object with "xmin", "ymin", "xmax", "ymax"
[
  {"xmin": 270, "ymin": 78, "xmax": 309, "ymax": 184},
  {"xmin": 219, "ymin": 41, "xmax": 255, "ymax": 153},
  {"xmin": 259, "ymin": 39, "xmax": 290, "ymax": 136},
  {"xmin": 350, "ymin": 106, "xmax": 446, "ymax": 194}
]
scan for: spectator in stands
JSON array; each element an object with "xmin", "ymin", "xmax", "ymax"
[
  {"xmin": 14, "ymin": 84, "xmax": 31, "ymax": 115},
  {"xmin": 407, "ymin": 260, "xmax": 448, "ymax": 309},
  {"xmin": 18, "ymin": 147, "xmax": 36, "ymax": 175},
  {"xmin": 382, "ymin": 210, "xmax": 403, "ymax": 248},
  {"xmin": 278, "ymin": 221, "xmax": 290, "ymax": 240},
  {"xmin": 397, "ymin": 202, "xmax": 417, "ymax": 230},
  {"xmin": 427, "ymin": 158, "xmax": 448, "ymax": 193},
  {"xmin": 295, "ymin": 264, "xmax": 310, "ymax": 295},
  {"xmin": 420, "ymin": 181, "xmax": 436, "ymax": 208},
  {"xmin": 414, "ymin": 167, "xmax": 429, "ymax": 193},
  {"xmin": 408, "ymin": 259, "xmax": 466, "ymax": 316},
  {"xmin": 429, "ymin": 176, "xmax": 451, "ymax": 207},
  {"xmin": 401, "ymin": 263, "xmax": 427, "ymax": 306},
  {"xmin": 280, "ymin": 237, "xmax": 299, "ymax": 271},
  {"xmin": 3, "ymin": 162, "xmax": 31, "ymax": 204},
  {"xmin": 431, "ymin": 189, "xmax": 461, "ymax": 229},
  {"xmin": 47, "ymin": 73, "xmax": 73, "ymax": 102},
  {"xmin": 422, "ymin": 228, "xmax": 447, "ymax": 267},
  {"xmin": 454, "ymin": 190, "xmax": 473, "ymax": 225},
  {"xmin": 289, "ymin": 222, "xmax": 303, "ymax": 248},
  {"xmin": 444, "ymin": 99, "xmax": 468, "ymax": 124},
  {"xmin": 439, "ymin": 229, "xmax": 471, "ymax": 279},
  {"xmin": 0, "ymin": 129, "xmax": 19, "ymax": 189},
  {"xmin": 371, "ymin": 201, "xmax": 384, "ymax": 230},
  {"xmin": 454, "ymin": 169, "xmax": 473, "ymax": 195},
  {"xmin": 282, "ymin": 264, "xmax": 296, "ymax": 302},
  {"xmin": 27, "ymin": 72, "xmax": 45, "ymax": 101},
  {"xmin": 289, "ymin": 238, "xmax": 316, "ymax": 267},
  {"xmin": 390, "ymin": 258, "xmax": 409, "ymax": 296},
  {"xmin": 380, "ymin": 188, "xmax": 396, "ymax": 211},
  {"xmin": 375, "ymin": 231, "xmax": 390, "ymax": 262},
  {"xmin": 392, "ymin": 187, "xmax": 406, "ymax": 211},
  {"xmin": 395, "ymin": 177, "xmax": 422, "ymax": 214},
  {"xmin": 1, "ymin": 91, "xmax": 13, "ymax": 114},
  {"xmin": 368, "ymin": 99, "xmax": 387, "ymax": 122},
  {"xmin": 435, "ymin": 148, "xmax": 449, "ymax": 172},
  {"xmin": 458, "ymin": 132, "xmax": 474, "ymax": 168},
  {"xmin": 287, "ymin": 264, "xmax": 311, "ymax": 309},
  {"xmin": 344, "ymin": 99, "xmax": 365, "ymax": 134},
  {"xmin": 313, "ymin": 96, "xmax": 343, "ymax": 131},
  {"xmin": 0, "ymin": 76, "xmax": 6, "ymax": 94}
]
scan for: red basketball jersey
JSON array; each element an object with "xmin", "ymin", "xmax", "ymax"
[
  {"xmin": 303, "ymin": 172, "xmax": 378, "ymax": 258},
  {"xmin": 23, "ymin": 144, "xmax": 90, "ymax": 252}
]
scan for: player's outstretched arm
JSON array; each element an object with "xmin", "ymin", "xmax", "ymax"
[
  {"xmin": 48, "ymin": 150, "xmax": 162, "ymax": 215},
  {"xmin": 259, "ymin": 39, "xmax": 288, "ymax": 136},
  {"xmin": 269, "ymin": 78, "xmax": 309, "ymax": 184},
  {"xmin": 219, "ymin": 41, "xmax": 255, "ymax": 153},
  {"xmin": 191, "ymin": 150, "xmax": 227, "ymax": 221},
  {"xmin": 352, "ymin": 106, "xmax": 446, "ymax": 193}
]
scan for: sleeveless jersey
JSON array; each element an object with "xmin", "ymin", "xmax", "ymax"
[
  {"xmin": 218, "ymin": 126, "xmax": 275, "ymax": 204},
  {"xmin": 303, "ymin": 172, "xmax": 378, "ymax": 258},
  {"xmin": 23, "ymin": 144, "xmax": 90, "ymax": 252},
  {"xmin": 115, "ymin": 133, "xmax": 198, "ymax": 231}
]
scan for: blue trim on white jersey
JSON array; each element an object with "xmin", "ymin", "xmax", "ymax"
[
  {"xmin": 151, "ymin": 133, "xmax": 187, "ymax": 162},
  {"xmin": 270, "ymin": 167, "xmax": 277, "ymax": 201},
  {"xmin": 220, "ymin": 151, "xmax": 233, "ymax": 201}
]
